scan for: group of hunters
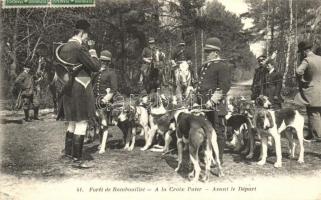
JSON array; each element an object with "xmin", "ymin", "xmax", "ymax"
[
  {"xmin": 13, "ymin": 19, "xmax": 321, "ymax": 168},
  {"xmin": 251, "ymin": 41, "xmax": 321, "ymax": 142}
]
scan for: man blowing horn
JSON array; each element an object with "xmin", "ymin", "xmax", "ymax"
[{"xmin": 55, "ymin": 19, "xmax": 100, "ymax": 168}]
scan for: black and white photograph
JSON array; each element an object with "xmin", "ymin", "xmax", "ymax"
[{"xmin": 0, "ymin": 0, "xmax": 321, "ymax": 199}]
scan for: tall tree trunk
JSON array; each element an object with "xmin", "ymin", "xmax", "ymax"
[
  {"xmin": 283, "ymin": 0, "xmax": 293, "ymax": 88},
  {"xmin": 270, "ymin": 5, "xmax": 275, "ymax": 52},
  {"xmin": 119, "ymin": 12, "xmax": 129, "ymax": 86},
  {"xmin": 266, "ymin": 0, "xmax": 270, "ymax": 56},
  {"xmin": 194, "ymin": 30, "xmax": 197, "ymax": 72},
  {"xmin": 200, "ymin": 7, "xmax": 204, "ymax": 64},
  {"xmin": 294, "ymin": 0, "xmax": 298, "ymax": 76},
  {"xmin": 10, "ymin": 9, "xmax": 20, "ymax": 79}
]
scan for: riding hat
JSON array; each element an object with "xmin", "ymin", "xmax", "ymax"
[
  {"xmin": 148, "ymin": 37, "xmax": 155, "ymax": 44},
  {"xmin": 257, "ymin": 55, "xmax": 267, "ymax": 61},
  {"xmin": 75, "ymin": 19, "xmax": 91, "ymax": 33},
  {"xmin": 204, "ymin": 37, "xmax": 221, "ymax": 51},
  {"xmin": 100, "ymin": 50, "xmax": 112, "ymax": 61},
  {"xmin": 297, "ymin": 41, "xmax": 313, "ymax": 52}
]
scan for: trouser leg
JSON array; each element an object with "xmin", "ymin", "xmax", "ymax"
[
  {"xmin": 23, "ymin": 109, "xmax": 30, "ymax": 122},
  {"xmin": 205, "ymin": 111, "xmax": 226, "ymax": 164},
  {"xmin": 307, "ymin": 107, "xmax": 321, "ymax": 139},
  {"xmin": 33, "ymin": 107, "xmax": 39, "ymax": 120},
  {"xmin": 216, "ymin": 116, "xmax": 226, "ymax": 164},
  {"xmin": 22, "ymin": 97, "xmax": 31, "ymax": 122},
  {"xmin": 32, "ymin": 93, "xmax": 40, "ymax": 120}
]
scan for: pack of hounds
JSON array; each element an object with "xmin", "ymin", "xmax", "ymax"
[{"xmin": 88, "ymin": 92, "xmax": 307, "ymax": 182}]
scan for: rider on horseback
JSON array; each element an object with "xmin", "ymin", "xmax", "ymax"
[
  {"xmin": 139, "ymin": 37, "xmax": 164, "ymax": 93},
  {"xmin": 171, "ymin": 41, "xmax": 196, "ymax": 83},
  {"xmin": 171, "ymin": 41, "xmax": 195, "ymax": 103},
  {"xmin": 171, "ymin": 41, "xmax": 192, "ymax": 66},
  {"xmin": 139, "ymin": 37, "xmax": 156, "ymax": 84}
]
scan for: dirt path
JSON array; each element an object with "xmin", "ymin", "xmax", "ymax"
[{"xmin": 1, "ymin": 84, "xmax": 321, "ymax": 199}]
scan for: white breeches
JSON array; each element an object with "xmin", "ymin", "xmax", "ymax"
[{"xmin": 67, "ymin": 121, "xmax": 88, "ymax": 135}]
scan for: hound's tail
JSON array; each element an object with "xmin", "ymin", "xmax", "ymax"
[{"xmin": 209, "ymin": 128, "xmax": 220, "ymax": 165}]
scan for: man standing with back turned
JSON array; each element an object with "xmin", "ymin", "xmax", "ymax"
[
  {"xmin": 55, "ymin": 19, "xmax": 100, "ymax": 168},
  {"xmin": 296, "ymin": 41, "xmax": 321, "ymax": 141}
]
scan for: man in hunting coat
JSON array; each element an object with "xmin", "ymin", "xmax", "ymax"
[
  {"xmin": 196, "ymin": 37, "xmax": 231, "ymax": 164},
  {"xmin": 55, "ymin": 19, "xmax": 100, "ymax": 168}
]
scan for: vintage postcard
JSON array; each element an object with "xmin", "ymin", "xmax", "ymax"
[{"xmin": 1, "ymin": 0, "xmax": 321, "ymax": 199}]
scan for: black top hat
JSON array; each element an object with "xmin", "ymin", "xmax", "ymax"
[
  {"xmin": 75, "ymin": 19, "xmax": 91, "ymax": 33},
  {"xmin": 297, "ymin": 41, "xmax": 313, "ymax": 52}
]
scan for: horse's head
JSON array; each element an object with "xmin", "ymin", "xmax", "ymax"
[{"xmin": 176, "ymin": 61, "xmax": 191, "ymax": 86}]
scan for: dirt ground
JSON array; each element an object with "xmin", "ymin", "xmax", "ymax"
[{"xmin": 1, "ymin": 84, "xmax": 321, "ymax": 200}]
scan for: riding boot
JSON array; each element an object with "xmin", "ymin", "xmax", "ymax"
[
  {"xmin": 65, "ymin": 131, "xmax": 74, "ymax": 157},
  {"xmin": 33, "ymin": 107, "xmax": 40, "ymax": 120},
  {"xmin": 59, "ymin": 131, "xmax": 74, "ymax": 162},
  {"xmin": 72, "ymin": 135, "xmax": 94, "ymax": 169},
  {"xmin": 24, "ymin": 109, "xmax": 31, "ymax": 122}
]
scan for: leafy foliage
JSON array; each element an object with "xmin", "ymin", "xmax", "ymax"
[
  {"xmin": 244, "ymin": 0, "xmax": 321, "ymax": 96},
  {"xmin": 1, "ymin": 0, "xmax": 256, "ymax": 102}
]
